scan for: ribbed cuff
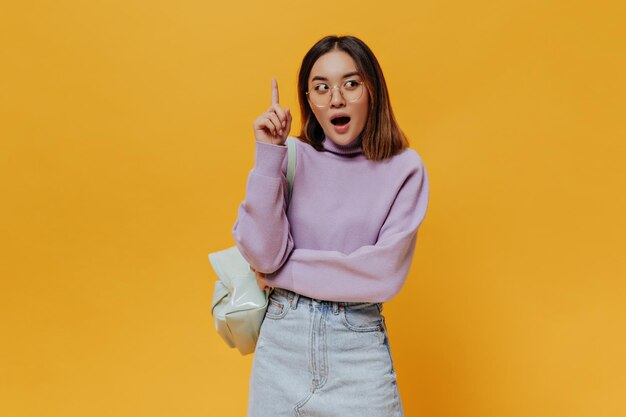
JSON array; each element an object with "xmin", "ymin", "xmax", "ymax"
[
  {"xmin": 253, "ymin": 140, "xmax": 287, "ymax": 177},
  {"xmin": 266, "ymin": 259, "xmax": 294, "ymax": 289}
]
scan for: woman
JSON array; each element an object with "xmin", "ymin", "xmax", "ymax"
[{"xmin": 232, "ymin": 34, "xmax": 429, "ymax": 417}]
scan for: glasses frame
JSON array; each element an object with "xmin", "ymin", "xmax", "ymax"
[{"xmin": 305, "ymin": 81, "xmax": 366, "ymax": 108}]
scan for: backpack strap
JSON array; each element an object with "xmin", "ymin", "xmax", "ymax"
[{"xmin": 286, "ymin": 137, "xmax": 297, "ymax": 203}]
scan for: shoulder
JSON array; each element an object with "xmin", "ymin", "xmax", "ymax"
[
  {"xmin": 288, "ymin": 136, "xmax": 322, "ymax": 162},
  {"xmin": 385, "ymin": 146, "xmax": 426, "ymax": 176},
  {"xmin": 387, "ymin": 147, "xmax": 429, "ymax": 200},
  {"xmin": 289, "ymin": 136, "xmax": 314, "ymax": 152}
]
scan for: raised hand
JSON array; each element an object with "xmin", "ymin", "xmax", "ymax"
[{"xmin": 253, "ymin": 77, "xmax": 293, "ymax": 145}]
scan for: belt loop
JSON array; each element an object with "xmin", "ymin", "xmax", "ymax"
[
  {"xmin": 332, "ymin": 302, "xmax": 339, "ymax": 315},
  {"xmin": 290, "ymin": 292, "xmax": 300, "ymax": 309}
]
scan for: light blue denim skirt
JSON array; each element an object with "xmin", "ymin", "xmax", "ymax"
[{"xmin": 247, "ymin": 287, "xmax": 404, "ymax": 417}]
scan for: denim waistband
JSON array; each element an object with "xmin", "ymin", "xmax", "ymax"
[{"xmin": 271, "ymin": 287, "xmax": 383, "ymax": 312}]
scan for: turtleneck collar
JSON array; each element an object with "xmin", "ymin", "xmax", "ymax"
[{"xmin": 321, "ymin": 133, "xmax": 364, "ymax": 157}]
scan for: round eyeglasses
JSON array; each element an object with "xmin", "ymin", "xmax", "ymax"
[{"xmin": 305, "ymin": 80, "xmax": 366, "ymax": 108}]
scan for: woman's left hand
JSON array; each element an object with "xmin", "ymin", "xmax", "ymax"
[{"xmin": 250, "ymin": 265, "xmax": 273, "ymax": 291}]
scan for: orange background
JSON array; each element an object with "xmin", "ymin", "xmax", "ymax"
[{"xmin": 1, "ymin": 1, "xmax": 625, "ymax": 416}]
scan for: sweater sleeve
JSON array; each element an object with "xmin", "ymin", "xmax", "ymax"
[
  {"xmin": 231, "ymin": 140, "xmax": 294, "ymax": 273},
  {"xmin": 266, "ymin": 157, "xmax": 429, "ymax": 303}
]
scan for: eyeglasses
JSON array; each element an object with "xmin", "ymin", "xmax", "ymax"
[{"xmin": 305, "ymin": 80, "xmax": 366, "ymax": 108}]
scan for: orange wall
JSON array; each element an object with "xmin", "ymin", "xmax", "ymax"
[{"xmin": 1, "ymin": 1, "xmax": 624, "ymax": 416}]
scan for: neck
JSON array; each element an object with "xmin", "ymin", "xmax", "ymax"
[{"xmin": 322, "ymin": 134, "xmax": 364, "ymax": 157}]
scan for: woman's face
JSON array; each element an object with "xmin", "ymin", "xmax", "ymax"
[{"xmin": 307, "ymin": 50, "xmax": 369, "ymax": 146}]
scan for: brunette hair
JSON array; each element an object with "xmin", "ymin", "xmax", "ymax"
[{"xmin": 296, "ymin": 35, "xmax": 409, "ymax": 160}]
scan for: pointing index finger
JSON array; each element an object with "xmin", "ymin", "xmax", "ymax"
[{"xmin": 271, "ymin": 77, "xmax": 279, "ymax": 105}]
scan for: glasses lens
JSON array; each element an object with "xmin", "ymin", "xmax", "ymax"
[
  {"xmin": 308, "ymin": 84, "xmax": 330, "ymax": 107},
  {"xmin": 308, "ymin": 81, "xmax": 364, "ymax": 107},
  {"xmin": 342, "ymin": 81, "xmax": 363, "ymax": 102}
]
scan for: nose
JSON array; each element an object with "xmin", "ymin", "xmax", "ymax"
[{"xmin": 330, "ymin": 86, "xmax": 346, "ymax": 108}]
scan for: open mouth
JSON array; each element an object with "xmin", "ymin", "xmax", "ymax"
[{"xmin": 331, "ymin": 116, "xmax": 351, "ymax": 126}]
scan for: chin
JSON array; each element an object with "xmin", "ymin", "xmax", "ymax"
[{"xmin": 324, "ymin": 128, "xmax": 359, "ymax": 145}]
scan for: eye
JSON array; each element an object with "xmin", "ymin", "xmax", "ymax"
[
  {"xmin": 344, "ymin": 80, "xmax": 360, "ymax": 89},
  {"xmin": 313, "ymin": 83, "xmax": 329, "ymax": 93}
]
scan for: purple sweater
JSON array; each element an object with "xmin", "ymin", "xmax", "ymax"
[{"xmin": 232, "ymin": 134, "xmax": 430, "ymax": 303}]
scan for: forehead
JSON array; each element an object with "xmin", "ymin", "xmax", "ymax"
[{"xmin": 309, "ymin": 50, "xmax": 360, "ymax": 82}]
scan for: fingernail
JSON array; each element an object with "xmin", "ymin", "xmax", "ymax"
[{"xmin": 282, "ymin": 121, "xmax": 286, "ymax": 127}]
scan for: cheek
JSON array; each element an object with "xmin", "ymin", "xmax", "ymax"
[
  {"xmin": 311, "ymin": 108, "xmax": 326, "ymax": 125},
  {"xmin": 357, "ymin": 101, "xmax": 369, "ymax": 123}
]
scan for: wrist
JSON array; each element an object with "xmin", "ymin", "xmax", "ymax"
[
  {"xmin": 253, "ymin": 140, "xmax": 287, "ymax": 176},
  {"xmin": 257, "ymin": 139, "xmax": 286, "ymax": 147}
]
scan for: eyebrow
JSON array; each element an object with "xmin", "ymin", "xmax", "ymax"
[{"xmin": 311, "ymin": 71, "xmax": 361, "ymax": 82}]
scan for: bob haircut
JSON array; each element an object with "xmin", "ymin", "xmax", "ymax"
[{"xmin": 296, "ymin": 35, "xmax": 409, "ymax": 161}]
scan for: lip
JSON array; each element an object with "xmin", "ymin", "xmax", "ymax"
[{"xmin": 330, "ymin": 112, "xmax": 351, "ymax": 122}]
